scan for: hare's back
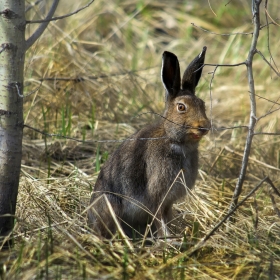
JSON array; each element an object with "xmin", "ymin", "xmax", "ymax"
[{"xmin": 93, "ymin": 123, "xmax": 165, "ymax": 193}]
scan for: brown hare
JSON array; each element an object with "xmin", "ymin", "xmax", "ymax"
[{"xmin": 88, "ymin": 47, "xmax": 210, "ymax": 238}]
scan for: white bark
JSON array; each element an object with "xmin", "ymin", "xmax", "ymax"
[{"xmin": 0, "ymin": 0, "xmax": 25, "ymax": 245}]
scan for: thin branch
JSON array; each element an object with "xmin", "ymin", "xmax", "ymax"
[
  {"xmin": 23, "ymin": 124, "xmax": 167, "ymax": 143},
  {"xmin": 39, "ymin": 71, "xmax": 141, "ymax": 82},
  {"xmin": 266, "ymin": 177, "xmax": 280, "ymax": 196},
  {"xmin": 264, "ymin": 7, "xmax": 280, "ymax": 27},
  {"xmin": 36, "ymin": 62, "xmax": 245, "ymax": 83},
  {"xmin": 225, "ymin": 1, "xmax": 233, "ymax": 6},
  {"xmin": 254, "ymin": 132, "xmax": 280, "ymax": 136},
  {"xmin": 3, "ymin": 81, "xmax": 38, "ymax": 99},
  {"xmin": 256, "ymin": 49, "xmax": 280, "ymax": 76},
  {"xmin": 26, "ymin": 0, "xmax": 95, "ymax": 24},
  {"xmin": 39, "ymin": 77, "xmax": 86, "ymax": 82},
  {"xmin": 16, "ymin": 84, "xmax": 42, "ymax": 98},
  {"xmin": 207, "ymin": 0, "xmax": 217, "ymax": 17},
  {"xmin": 260, "ymin": 20, "xmax": 279, "ymax": 30},
  {"xmin": 229, "ymin": 0, "xmax": 262, "ymax": 211},
  {"xmin": 23, "ymin": 122, "xmax": 250, "ymax": 146},
  {"xmin": 191, "ymin": 23, "xmax": 253, "ymax": 36},
  {"xmin": 255, "ymin": 86, "xmax": 280, "ymax": 122},
  {"xmin": 26, "ymin": 0, "xmax": 59, "ymax": 50},
  {"xmin": 38, "ymin": 64, "xmax": 159, "ymax": 82},
  {"xmin": 264, "ymin": 1, "xmax": 280, "ymax": 75},
  {"xmin": 209, "ymin": 66, "xmax": 218, "ymax": 131},
  {"xmin": 192, "ymin": 8, "xmax": 277, "ymax": 36},
  {"xmin": 255, "ymin": 93, "xmax": 280, "ymax": 106},
  {"xmin": 135, "ymin": 112, "xmax": 248, "ymax": 131},
  {"xmin": 257, "ymin": 106, "xmax": 280, "ymax": 121},
  {"xmin": 25, "ymin": 0, "xmax": 44, "ymax": 13},
  {"xmin": 214, "ymin": 125, "xmax": 249, "ymax": 131},
  {"xmin": 204, "ymin": 62, "xmax": 246, "ymax": 67}
]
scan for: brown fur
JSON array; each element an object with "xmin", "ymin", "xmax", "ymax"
[{"xmin": 88, "ymin": 47, "xmax": 210, "ymax": 238}]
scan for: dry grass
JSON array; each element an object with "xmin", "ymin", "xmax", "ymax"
[{"xmin": 1, "ymin": 0, "xmax": 280, "ymax": 279}]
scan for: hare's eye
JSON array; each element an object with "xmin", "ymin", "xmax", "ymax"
[{"xmin": 177, "ymin": 103, "xmax": 186, "ymax": 112}]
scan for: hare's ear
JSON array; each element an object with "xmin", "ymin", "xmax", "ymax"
[
  {"xmin": 182, "ymin": 46, "xmax": 207, "ymax": 94},
  {"xmin": 161, "ymin": 51, "xmax": 181, "ymax": 100}
]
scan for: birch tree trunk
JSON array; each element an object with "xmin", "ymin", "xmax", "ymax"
[{"xmin": 0, "ymin": 0, "xmax": 25, "ymax": 245}]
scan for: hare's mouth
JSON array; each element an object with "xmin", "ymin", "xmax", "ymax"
[
  {"xmin": 191, "ymin": 133, "xmax": 202, "ymax": 139},
  {"xmin": 189, "ymin": 128, "xmax": 209, "ymax": 140},
  {"xmin": 190, "ymin": 133, "xmax": 202, "ymax": 140}
]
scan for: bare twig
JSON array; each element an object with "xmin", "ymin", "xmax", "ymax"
[
  {"xmin": 254, "ymin": 132, "xmax": 280, "ymax": 136},
  {"xmin": 255, "ymin": 93, "xmax": 280, "ymax": 106},
  {"xmin": 26, "ymin": 0, "xmax": 59, "ymax": 50},
  {"xmin": 23, "ymin": 123, "xmax": 167, "ymax": 143},
  {"xmin": 204, "ymin": 62, "xmax": 246, "ymax": 67},
  {"xmin": 12, "ymin": 82, "xmax": 41, "ymax": 98},
  {"xmin": 26, "ymin": 0, "xmax": 95, "ymax": 24},
  {"xmin": 264, "ymin": 1, "xmax": 280, "ymax": 75},
  {"xmin": 207, "ymin": 1, "xmax": 217, "ymax": 17},
  {"xmin": 229, "ymin": 0, "xmax": 262, "ymax": 211},
  {"xmin": 266, "ymin": 176, "xmax": 280, "ymax": 196},
  {"xmin": 23, "ymin": 117, "xmax": 254, "ymax": 147},
  {"xmin": 256, "ymin": 49, "xmax": 280, "ymax": 76},
  {"xmin": 36, "ymin": 61, "xmax": 246, "ymax": 83},
  {"xmin": 37, "ymin": 65, "xmax": 159, "ymax": 82},
  {"xmin": 136, "ymin": 112, "xmax": 248, "ymax": 131},
  {"xmin": 24, "ymin": 118, "xmax": 250, "ymax": 146},
  {"xmin": 264, "ymin": 7, "xmax": 280, "ymax": 27},
  {"xmin": 209, "ymin": 66, "xmax": 218, "ymax": 131},
  {"xmin": 260, "ymin": 21, "xmax": 279, "ymax": 29},
  {"xmin": 25, "ymin": 0, "xmax": 44, "ymax": 13},
  {"xmin": 191, "ymin": 23, "xmax": 253, "ymax": 36},
  {"xmin": 214, "ymin": 125, "xmax": 249, "ymax": 131},
  {"xmin": 257, "ymin": 106, "xmax": 280, "ymax": 121}
]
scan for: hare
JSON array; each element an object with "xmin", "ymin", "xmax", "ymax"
[{"xmin": 88, "ymin": 47, "xmax": 210, "ymax": 238}]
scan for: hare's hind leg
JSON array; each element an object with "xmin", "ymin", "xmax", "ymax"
[
  {"xmin": 154, "ymin": 206, "xmax": 173, "ymax": 238},
  {"xmin": 88, "ymin": 194, "xmax": 121, "ymax": 238}
]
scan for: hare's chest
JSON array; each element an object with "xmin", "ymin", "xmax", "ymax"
[{"xmin": 170, "ymin": 143, "xmax": 198, "ymax": 189}]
